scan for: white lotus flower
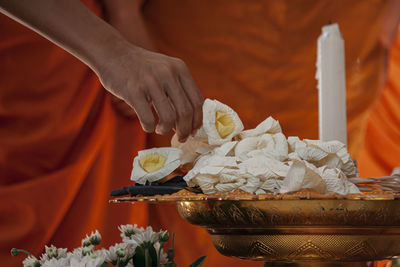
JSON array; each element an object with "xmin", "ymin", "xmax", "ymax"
[
  {"xmin": 199, "ymin": 99, "xmax": 244, "ymax": 145},
  {"xmin": 131, "ymin": 147, "xmax": 182, "ymax": 184}
]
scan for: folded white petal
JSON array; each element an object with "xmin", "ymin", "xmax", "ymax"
[
  {"xmin": 171, "ymin": 134, "xmax": 208, "ymax": 164},
  {"xmin": 239, "ymin": 116, "xmax": 281, "ymax": 139},
  {"xmin": 281, "ymin": 160, "xmax": 326, "ymax": 194}
]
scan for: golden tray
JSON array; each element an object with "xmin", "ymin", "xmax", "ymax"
[{"xmin": 111, "ymin": 191, "xmax": 400, "ymax": 263}]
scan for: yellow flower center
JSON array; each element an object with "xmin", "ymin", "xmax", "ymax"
[
  {"xmin": 139, "ymin": 153, "xmax": 167, "ymax": 173},
  {"xmin": 215, "ymin": 110, "xmax": 235, "ymax": 138}
]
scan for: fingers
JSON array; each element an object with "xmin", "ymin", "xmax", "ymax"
[
  {"xmin": 163, "ymin": 75, "xmax": 193, "ymax": 142},
  {"xmin": 145, "ymin": 78, "xmax": 176, "ymax": 135},
  {"xmin": 129, "ymin": 90, "xmax": 156, "ymax": 133},
  {"xmin": 175, "ymin": 60, "xmax": 204, "ymax": 134}
]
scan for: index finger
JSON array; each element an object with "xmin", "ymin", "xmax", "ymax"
[{"xmin": 177, "ymin": 64, "xmax": 204, "ymax": 134}]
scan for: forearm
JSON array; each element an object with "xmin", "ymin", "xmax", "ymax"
[
  {"xmin": 0, "ymin": 0, "xmax": 127, "ymax": 75},
  {"xmin": 102, "ymin": 0, "xmax": 156, "ymax": 51}
]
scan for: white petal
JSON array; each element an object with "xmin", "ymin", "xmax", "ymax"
[
  {"xmin": 193, "ymin": 126, "xmax": 208, "ymax": 142},
  {"xmin": 234, "ymin": 136, "xmax": 260, "ymax": 161},
  {"xmin": 171, "ymin": 134, "xmax": 208, "ymax": 164},
  {"xmin": 239, "ymin": 116, "xmax": 281, "ymax": 139},
  {"xmin": 280, "ymin": 160, "xmax": 326, "ymax": 194},
  {"xmin": 202, "ymin": 99, "xmax": 244, "ymax": 146},
  {"xmin": 199, "ymin": 166, "xmax": 225, "ymax": 175},
  {"xmin": 260, "ymin": 179, "xmax": 283, "ymax": 192},
  {"xmin": 213, "ymin": 141, "xmax": 238, "ymax": 156},
  {"xmin": 142, "ymin": 160, "xmax": 181, "ymax": 183},
  {"xmin": 131, "ymin": 148, "xmax": 182, "ymax": 184},
  {"xmin": 287, "ymin": 136, "xmax": 306, "ymax": 152},
  {"xmin": 238, "ymin": 177, "xmax": 261, "ymax": 193},
  {"xmin": 296, "ymin": 147, "xmax": 328, "ymax": 161}
]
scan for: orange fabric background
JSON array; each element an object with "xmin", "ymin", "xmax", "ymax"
[
  {"xmin": 0, "ymin": 0, "xmax": 399, "ymax": 267},
  {"xmin": 0, "ymin": 1, "xmax": 149, "ymax": 266},
  {"xmin": 358, "ymin": 30, "xmax": 400, "ymax": 177}
]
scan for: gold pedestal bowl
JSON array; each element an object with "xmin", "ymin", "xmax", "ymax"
[
  {"xmin": 176, "ymin": 192, "xmax": 400, "ymax": 263},
  {"xmin": 112, "ymin": 191, "xmax": 400, "ymax": 263}
]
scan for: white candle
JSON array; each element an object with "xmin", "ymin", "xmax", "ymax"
[{"xmin": 316, "ymin": 23, "xmax": 347, "ymax": 146}]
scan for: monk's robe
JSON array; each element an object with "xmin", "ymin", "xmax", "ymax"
[
  {"xmin": 0, "ymin": 1, "xmax": 148, "ymax": 266},
  {"xmin": 143, "ymin": 1, "xmax": 390, "ymax": 266},
  {"xmin": 358, "ymin": 29, "xmax": 400, "ymax": 177}
]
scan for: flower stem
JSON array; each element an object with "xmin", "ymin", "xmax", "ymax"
[
  {"xmin": 157, "ymin": 241, "xmax": 165, "ymax": 267},
  {"xmin": 145, "ymin": 247, "xmax": 150, "ymax": 267},
  {"xmin": 10, "ymin": 248, "xmax": 33, "ymax": 257}
]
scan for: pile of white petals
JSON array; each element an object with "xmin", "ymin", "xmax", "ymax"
[
  {"xmin": 173, "ymin": 99, "xmax": 361, "ymax": 195},
  {"xmin": 20, "ymin": 225, "xmax": 168, "ymax": 267}
]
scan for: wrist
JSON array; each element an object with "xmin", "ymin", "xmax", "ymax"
[{"xmin": 88, "ymin": 31, "xmax": 133, "ymax": 77}]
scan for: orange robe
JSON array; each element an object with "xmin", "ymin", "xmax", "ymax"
[
  {"xmin": 0, "ymin": 1, "xmax": 148, "ymax": 266},
  {"xmin": 358, "ymin": 29, "xmax": 400, "ymax": 177},
  {"xmin": 143, "ymin": 0, "xmax": 392, "ymax": 266}
]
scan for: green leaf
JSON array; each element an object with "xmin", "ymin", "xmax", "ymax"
[
  {"xmin": 148, "ymin": 244, "xmax": 158, "ymax": 267},
  {"xmin": 100, "ymin": 263, "xmax": 108, "ymax": 267},
  {"xmin": 189, "ymin": 256, "xmax": 206, "ymax": 267},
  {"xmin": 133, "ymin": 247, "xmax": 146, "ymax": 267}
]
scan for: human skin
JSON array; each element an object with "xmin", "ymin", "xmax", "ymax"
[
  {"xmin": 102, "ymin": 0, "xmax": 157, "ymax": 119},
  {"xmin": 0, "ymin": 0, "xmax": 204, "ymax": 142}
]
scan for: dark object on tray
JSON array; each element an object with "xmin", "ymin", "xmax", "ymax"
[{"xmin": 110, "ymin": 176, "xmax": 192, "ymax": 197}]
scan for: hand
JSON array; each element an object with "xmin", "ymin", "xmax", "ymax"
[
  {"xmin": 98, "ymin": 42, "xmax": 204, "ymax": 142},
  {"xmin": 111, "ymin": 94, "xmax": 137, "ymax": 119}
]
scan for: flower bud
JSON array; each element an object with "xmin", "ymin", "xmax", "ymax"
[
  {"xmin": 89, "ymin": 230, "xmax": 102, "ymax": 246},
  {"xmin": 116, "ymin": 248, "xmax": 126, "ymax": 258},
  {"xmin": 159, "ymin": 232, "xmax": 169, "ymax": 243},
  {"xmin": 10, "ymin": 248, "xmax": 19, "ymax": 256}
]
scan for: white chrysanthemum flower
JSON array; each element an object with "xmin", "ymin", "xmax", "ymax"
[
  {"xmin": 83, "ymin": 245, "xmax": 95, "ymax": 256},
  {"xmin": 23, "ymin": 255, "xmax": 40, "ymax": 267},
  {"xmin": 40, "ymin": 257, "xmax": 70, "ymax": 267},
  {"xmin": 119, "ymin": 224, "xmax": 144, "ymax": 240},
  {"xmin": 199, "ymin": 99, "xmax": 244, "ymax": 146},
  {"xmin": 81, "ymin": 230, "xmax": 100, "ymax": 247},
  {"xmin": 69, "ymin": 253, "xmax": 106, "ymax": 267},
  {"xmin": 105, "ymin": 243, "xmax": 135, "ymax": 264},
  {"xmin": 39, "ymin": 245, "xmax": 68, "ymax": 262},
  {"xmin": 131, "ymin": 147, "xmax": 182, "ymax": 184},
  {"xmin": 123, "ymin": 226, "xmax": 159, "ymax": 246}
]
